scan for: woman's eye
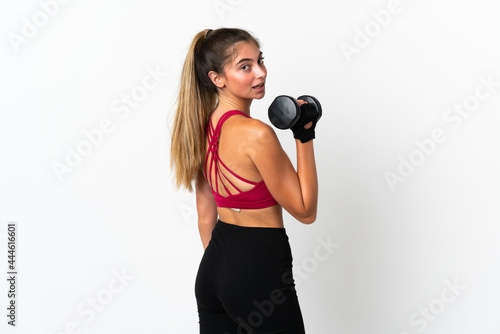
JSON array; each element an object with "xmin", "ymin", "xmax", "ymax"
[
  {"xmin": 241, "ymin": 65, "xmax": 250, "ymax": 70},
  {"xmin": 258, "ymin": 57, "xmax": 265, "ymax": 64}
]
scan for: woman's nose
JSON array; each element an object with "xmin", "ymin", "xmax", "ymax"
[{"xmin": 255, "ymin": 64, "xmax": 266, "ymax": 78}]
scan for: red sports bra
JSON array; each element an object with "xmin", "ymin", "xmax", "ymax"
[{"xmin": 204, "ymin": 110, "xmax": 278, "ymax": 210}]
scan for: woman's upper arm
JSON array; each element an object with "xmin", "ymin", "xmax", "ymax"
[
  {"xmin": 195, "ymin": 170, "xmax": 218, "ymax": 224},
  {"xmin": 246, "ymin": 122, "xmax": 315, "ymax": 221}
]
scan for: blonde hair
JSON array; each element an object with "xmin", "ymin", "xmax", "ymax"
[{"xmin": 170, "ymin": 28, "xmax": 260, "ymax": 191}]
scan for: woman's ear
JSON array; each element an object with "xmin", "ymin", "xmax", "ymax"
[{"xmin": 208, "ymin": 71, "xmax": 225, "ymax": 89}]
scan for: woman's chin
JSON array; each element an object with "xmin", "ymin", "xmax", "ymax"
[{"xmin": 253, "ymin": 89, "xmax": 266, "ymax": 99}]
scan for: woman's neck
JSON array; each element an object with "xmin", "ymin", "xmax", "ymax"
[{"xmin": 216, "ymin": 93, "xmax": 252, "ymax": 116}]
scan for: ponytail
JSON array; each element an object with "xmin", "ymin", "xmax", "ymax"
[
  {"xmin": 170, "ymin": 30, "xmax": 216, "ymax": 191},
  {"xmin": 170, "ymin": 28, "xmax": 260, "ymax": 191}
]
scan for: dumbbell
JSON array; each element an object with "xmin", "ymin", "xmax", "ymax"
[{"xmin": 268, "ymin": 95, "xmax": 322, "ymax": 130}]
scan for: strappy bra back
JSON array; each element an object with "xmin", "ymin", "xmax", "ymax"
[{"xmin": 204, "ymin": 110, "xmax": 278, "ymax": 210}]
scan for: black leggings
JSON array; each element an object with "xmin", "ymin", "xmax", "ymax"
[{"xmin": 195, "ymin": 220, "xmax": 306, "ymax": 334}]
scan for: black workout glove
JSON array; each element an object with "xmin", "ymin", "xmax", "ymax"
[{"xmin": 291, "ymin": 103, "xmax": 318, "ymax": 143}]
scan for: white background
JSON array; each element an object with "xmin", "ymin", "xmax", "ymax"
[{"xmin": 1, "ymin": 0, "xmax": 499, "ymax": 333}]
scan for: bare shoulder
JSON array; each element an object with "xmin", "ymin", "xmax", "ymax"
[
  {"xmin": 230, "ymin": 116, "xmax": 277, "ymax": 144},
  {"xmin": 224, "ymin": 116, "xmax": 283, "ymax": 162}
]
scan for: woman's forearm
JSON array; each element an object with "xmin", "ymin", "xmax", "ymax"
[
  {"xmin": 295, "ymin": 139, "xmax": 318, "ymax": 223},
  {"xmin": 198, "ymin": 219, "xmax": 216, "ymax": 250}
]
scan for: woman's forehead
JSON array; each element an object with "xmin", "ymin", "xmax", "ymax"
[{"xmin": 230, "ymin": 42, "xmax": 262, "ymax": 63}]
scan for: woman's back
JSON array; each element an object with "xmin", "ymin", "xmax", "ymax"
[{"xmin": 204, "ymin": 109, "xmax": 285, "ymax": 227}]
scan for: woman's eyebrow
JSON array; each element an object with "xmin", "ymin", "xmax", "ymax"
[{"xmin": 235, "ymin": 52, "xmax": 263, "ymax": 65}]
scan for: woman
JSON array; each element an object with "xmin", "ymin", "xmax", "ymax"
[{"xmin": 171, "ymin": 28, "xmax": 318, "ymax": 334}]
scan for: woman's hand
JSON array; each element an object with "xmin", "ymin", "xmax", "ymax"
[{"xmin": 296, "ymin": 99, "xmax": 313, "ymax": 130}]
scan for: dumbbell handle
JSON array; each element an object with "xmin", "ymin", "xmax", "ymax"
[{"xmin": 297, "ymin": 95, "xmax": 322, "ymax": 122}]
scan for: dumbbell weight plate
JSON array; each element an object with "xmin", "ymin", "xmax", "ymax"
[
  {"xmin": 297, "ymin": 95, "xmax": 322, "ymax": 122},
  {"xmin": 268, "ymin": 95, "xmax": 301, "ymax": 129}
]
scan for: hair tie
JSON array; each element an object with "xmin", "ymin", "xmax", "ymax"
[{"xmin": 206, "ymin": 29, "xmax": 213, "ymax": 38}]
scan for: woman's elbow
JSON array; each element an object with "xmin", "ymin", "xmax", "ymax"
[
  {"xmin": 198, "ymin": 214, "xmax": 217, "ymax": 226},
  {"xmin": 295, "ymin": 210, "xmax": 317, "ymax": 225}
]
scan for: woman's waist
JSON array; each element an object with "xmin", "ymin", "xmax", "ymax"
[{"xmin": 217, "ymin": 205, "xmax": 284, "ymax": 229}]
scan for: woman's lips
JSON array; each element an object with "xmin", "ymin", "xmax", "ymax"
[{"xmin": 253, "ymin": 83, "xmax": 265, "ymax": 90}]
